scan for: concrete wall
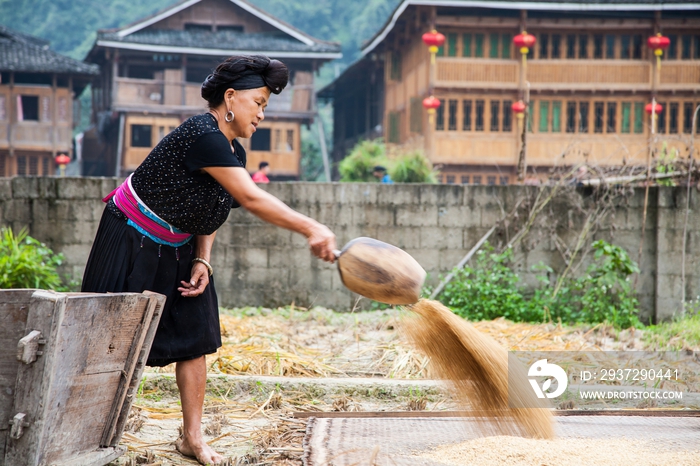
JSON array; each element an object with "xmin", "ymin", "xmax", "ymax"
[{"xmin": 0, "ymin": 177, "xmax": 696, "ymax": 321}]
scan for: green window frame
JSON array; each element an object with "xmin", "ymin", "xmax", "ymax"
[
  {"xmin": 388, "ymin": 112, "xmax": 400, "ymax": 143},
  {"xmin": 490, "ymin": 33, "xmax": 499, "ymax": 58},
  {"xmin": 502, "ymin": 33, "xmax": 512, "ymax": 58},
  {"xmin": 621, "ymin": 102, "xmax": 631, "ymax": 133},
  {"xmin": 539, "ymin": 101, "xmax": 550, "ymax": 132},
  {"xmin": 552, "ymin": 101, "xmax": 562, "ymax": 132},
  {"xmin": 462, "ymin": 34, "xmax": 472, "ymax": 57},
  {"xmin": 475, "ymin": 34, "xmax": 484, "ymax": 57},
  {"xmin": 447, "ymin": 33, "xmax": 458, "ymax": 57},
  {"xmin": 633, "ymin": 102, "xmax": 644, "ymax": 134}
]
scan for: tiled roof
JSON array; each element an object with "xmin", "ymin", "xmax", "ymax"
[
  {"xmin": 0, "ymin": 25, "xmax": 98, "ymax": 75},
  {"xmin": 362, "ymin": 0, "xmax": 700, "ymax": 55},
  {"xmin": 97, "ymin": 29, "xmax": 340, "ymax": 55}
]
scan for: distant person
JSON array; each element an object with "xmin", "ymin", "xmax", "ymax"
[
  {"xmin": 252, "ymin": 161, "xmax": 270, "ymax": 183},
  {"xmin": 373, "ymin": 165, "xmax": 393, "ymax": 184},
  {"xmin": 570, "ymin": 165, "xmax": 589, "ymax": 186}
]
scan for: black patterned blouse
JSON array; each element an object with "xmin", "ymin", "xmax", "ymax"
[{"xmin": 111, "ymin": 113, "xmax": 246, "ymax": 236}]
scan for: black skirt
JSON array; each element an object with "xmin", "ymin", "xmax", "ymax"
[{"xmin": 82, "ymin": 206, "xmax": 222, "ymax": 366}]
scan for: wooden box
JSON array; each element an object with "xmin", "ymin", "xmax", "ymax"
[{"xmin": 0, "ymin": 289, "xmax": 165, "ymax": 466}]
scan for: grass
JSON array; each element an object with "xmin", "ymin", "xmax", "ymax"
[{"xmin": 642, "ymin": 312, "xmax": 700, "ymax": 350}]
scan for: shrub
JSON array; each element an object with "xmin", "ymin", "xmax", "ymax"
[
  {"xmin": 338, "ymin": 139, "xmax": 387, "ymax": 182},
  {"xmin": 0, "ymin": 226, "xmax": 65, "ymax": 290},
  {"xmin": 389, "ymin": 150, "xmax": 438, "ymax": 183},
  {"xmin": 435, "ymin": 240, "xmax": 642, "ymax": 329},
  {"xmin": 439, "ymin": 246, "xmax": 542, "ymax": 322},
  {"xmin": 339, "ymin": 139, "xmax": 439, "ymax": 183}
]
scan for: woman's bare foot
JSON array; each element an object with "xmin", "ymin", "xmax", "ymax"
[{"xmin": 176, "ymin": 435, "xmax": 224, "ymax": 465}]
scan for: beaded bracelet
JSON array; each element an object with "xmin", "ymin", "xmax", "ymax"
[{"xmin": 192, "ymin": 257, "xmax": 213, "ymax": 277}]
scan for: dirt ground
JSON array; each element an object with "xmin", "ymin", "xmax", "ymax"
[{"xmin": 110, "ymin": 306, "xmax": 700, "ymax": 466}]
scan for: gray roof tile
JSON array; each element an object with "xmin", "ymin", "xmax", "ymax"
[
  {"xmin": 0, "ymin": 26, "xmax": 98, "ymax": 75},
  {"xmin": 98, "ymin": 29, "xmax": 340, "ymax": 54}
]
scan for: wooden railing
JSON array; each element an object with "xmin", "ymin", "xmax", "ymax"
[
  {"xmin": 436, "ymin": 58, "xmax": 518, "ymax": 89},
  {"xmin": 528, "ymin": 61, "xmax": 651, "ymax": 90},
  {"xmin": 114, "ymin": 78, "xmax": 205, "ymax": 109},
  {"xmin": 430, "ymin": 59, "xmax": 698, "ymax": 91},
  {"xmin": 660, "ymin": 62, "xmax": 700, "ymax": 89},
  {"xmin": 2, "ymin": 123, "xmax": 72, "ymax": 150},
  {"xmin": 114, "ymin": 77, "xmax": 314, "ymax": 114}
]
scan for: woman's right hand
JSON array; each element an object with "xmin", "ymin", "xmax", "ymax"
[{"xmin": 306, "ymin": 222, "xmax": 337, "ymax": 263}]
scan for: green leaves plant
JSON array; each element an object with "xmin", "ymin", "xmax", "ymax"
[
  {"xmin": 435, "ymin": 241, "xmax": 642, "ymax": 329},
  {"xmin": 0, "ymin": 226, "xmax": 66, "ymax": 290}
]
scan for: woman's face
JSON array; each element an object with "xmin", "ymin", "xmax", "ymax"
[{"xmin": 227, "ymin": 86, "xmax": 271, "ymax": 138}]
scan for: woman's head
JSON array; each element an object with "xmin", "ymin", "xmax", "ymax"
[
  {"xmin": 201, "ymin": 55, "xmax": 288, "ymax": 107},
  {"xmin": 202, "ymin": 55, "xmax": 288, "ymax": 138}
]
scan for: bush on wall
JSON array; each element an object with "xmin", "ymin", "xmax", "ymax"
[
  {"xmin": 0, "ymin": 226, "xmax": 66, "ymax": 290},
  {"xmin": 339, "ymin": 139, "xmax": 438, "ymax": 183}
]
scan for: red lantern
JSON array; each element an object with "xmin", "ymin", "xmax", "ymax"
[
  {"xmin": 55, "ymin": 153, "xmax": 70, "ymax": 166},
  {"xmin": 55, "ymin": 153, "xmax": 70, "ymax": 177},
  {"xmin": 423, "ymin": 29, "xmax": 445, "ymax": 64},
  {"xmin": 423, "ymin": 95, "xmax": 441, "ymax": 125},
  {"xmin": 647, "ymin": 33, "xmax": 670, "ymax": 57},
  {"xmin": 513, "ymin": 31, "xmax": 536, "ymax": 54},
  {"xmin": 645, "ymin": 102, "xmax": 663, "ymax": 115},
  {"xmin": 423, "ymin": 96, "xmax": 441, "ymax": 112},
  {"xmin": 511, "ymin": 101, "xmax": 526, "ymax": 115},
  {"xmin": 422, "ymin": 30, "xmax": 446, "ymax": 53}
]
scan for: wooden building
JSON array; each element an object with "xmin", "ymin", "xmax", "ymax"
[
  {"xmin": 84, "ymin": 0, "xmax": 341, "ymax": 178},
  {"xmin": 322, "ymin": 1, "xmax": 700, "ymax": 184},
  {"xmin": 0, "ymin": 26, "xmax": 98, "ymax": 177}
]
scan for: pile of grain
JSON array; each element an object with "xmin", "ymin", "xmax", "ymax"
[
  {"xmin": 402, "ymin": 299, "xmax": 553, "ymax": 438},
  {"xmin": 418, "ymin": 436, "xmax": 700, "ymax": 466}
]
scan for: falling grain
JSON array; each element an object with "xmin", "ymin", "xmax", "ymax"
[{"xmin": 402, "ymin": 299, "xmax": 554, "ymax": 438}]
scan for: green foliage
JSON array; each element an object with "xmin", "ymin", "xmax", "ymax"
[
  {"xmin": 0, "ymin": 227, "xmax": 64, "ymax": 290},
  {"xmin": 655, "ymin": 143, "xmax": 678, "ymax": 187},
  {"xmin": 438, "ymin": 246, "xmax": 540, "ymax": 322},
  {"xmin": 0, "ymin": 0, "xmax": 175, "ymax": 58},
  {"xmin": 643, "ymin": 311, "xmax": 700, "ymax": 350},
  {"xmin": 339, "ymin": 139, "xmax": 438, "ymax": 183},
  {"xmin": 436, "ymin": 240, "xmax": 642, "ymax": 329},
  {"xmin": 389, "ymin": 151, "xmax": 438, "ymax": 183},
  {"xmin": 534, "ymin": 240, "xmax": 642, "ymax": 329},
  {"xmin": 338, "ymin": 139, "xmax": 387, "ymax": 182}
]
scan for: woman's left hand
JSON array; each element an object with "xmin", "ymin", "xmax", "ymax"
[{"xmin": 178, "ymin": 262, "xmax": 210, "ymax": 297}]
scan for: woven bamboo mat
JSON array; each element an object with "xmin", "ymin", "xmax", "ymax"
[{"xmin": 302, "ymin": 415, "xmax": 700, "ymax": 466}]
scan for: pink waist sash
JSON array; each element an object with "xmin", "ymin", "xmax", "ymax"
[{"xmin": 103, "ymin": 176, "xmax": 192, "ymax": 246}]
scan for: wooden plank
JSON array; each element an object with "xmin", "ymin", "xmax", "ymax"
[
  {"xmin": 292, "ymin": 409, "xmax": 700, "ymax": 419},
  {"xmin": 42, "ymin": 373, "xmax": 122, "ymax": 465},
  {"xmin": 0, "ymin": 289, "xmax": 35, "ymax": 465},
  {"xmin": 4, "ymin": 292, "xmax": 157, "ymax": 466},
  {"xmin": 51, "ymin": 446, "xmax": 126, "ymax": 466},
  {"xmin": 5, "ymin": 290, "xmax": 65, "ymax": 466},
  {"xmin": 100, "ymin": 292, "xmax": 158, "ymax": 446},
  {"xmin": 0, "ymin": 290, "xmax": 35, "ymax": 430},
  {"xmin": 39, "ymin": 294, "xmax": 149, "ymax": 464},
  {"xmin": 108, "ymin": 291, "xmax": 166, "ymax": 447}
]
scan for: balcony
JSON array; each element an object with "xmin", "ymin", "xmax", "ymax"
[
  {"xmin": 113, "ymin": 77, "xmax": 315, "ymax": 117},
  {"xmin": 434, "ymin": 58, "xmax": 700, "ymax": 92},
  {"xmin": 0, "ymin": 123, "xmax": 72, "ymax": 151},
  {"xmin": 436, "ymin": 58, "xmax": 518, "ymax": 89},
  {"xmin": 529, "ymin": 60, "xmax": 651, "ymax": 91}
]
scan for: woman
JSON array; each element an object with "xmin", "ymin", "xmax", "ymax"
[{"xmin": 82, "ymin": 55, "xmax": 336, "ymax": 464}]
